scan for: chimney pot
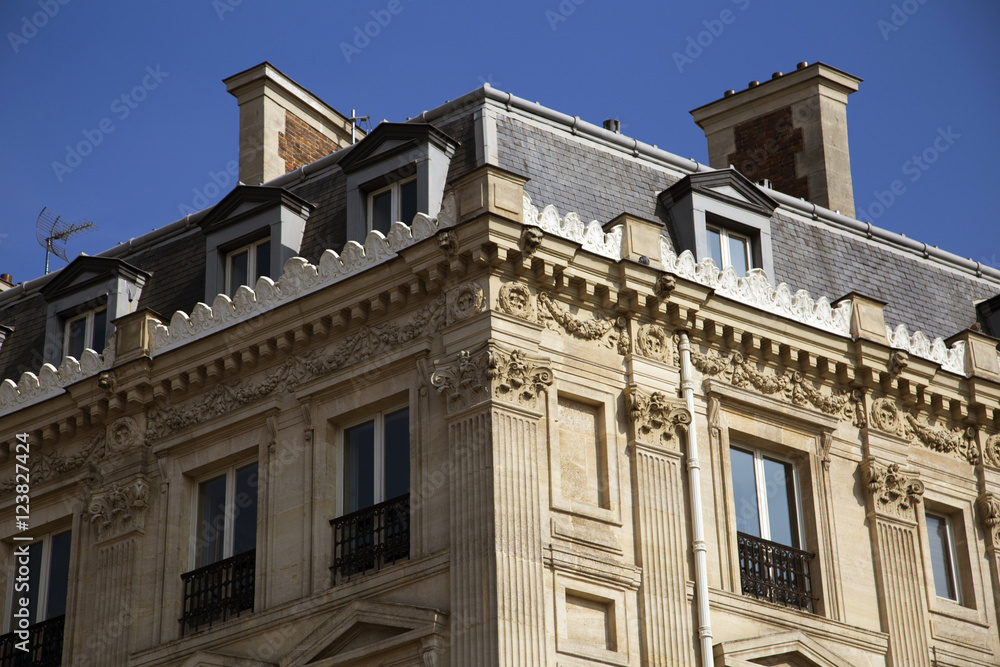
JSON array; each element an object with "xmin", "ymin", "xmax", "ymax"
[
  {"xmin": 0, "ymin": 274, "xmax": 12, "ymax": 283},
  {"xmin": 603, "ymin": 119, "xmax": 621, "ymax": 133},
  {"xmin": 797, "ymin": 61, "xmax": 809, "ymax": 69}
]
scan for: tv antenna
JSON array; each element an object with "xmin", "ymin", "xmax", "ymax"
[
  {"xmin": 349, "ymin": 109, "xmax": 371, "ymax": 144},
  {"xmin": 36, "ymin": 207, "xmax": 96, "ymax": 274}
]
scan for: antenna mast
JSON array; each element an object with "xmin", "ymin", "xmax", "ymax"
[{"xmin": 36, "ymin": 208, "xmax": 96, "ymax": 274}]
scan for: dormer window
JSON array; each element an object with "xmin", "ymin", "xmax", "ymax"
[
  {"xmin": 369, "ymin": 177, "xmax": 417, "ymax": 235},
  {"xmin": 225, "ymin": 237, "xmax": 271, "ymax": 296},
  {"xmin": 707, "ymin": 224, "xmax": 752, "ymax": 274},
  {"xmin": 64, "ymin": 306, "xmax": 107, "ymax": 359}
]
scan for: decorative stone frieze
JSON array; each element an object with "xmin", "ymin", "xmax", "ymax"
[
  {"xmin": 107, "ymin": 416, "xmax": 142, "ymax": 454},
  {"xmin": 984, "ymin": 433, "xmax": 1000, "ymax": 469},
  {"xmin": 868, "ymin": 397, "xmax": 979, "ymax": 465},
  {"xmin": 430, "ymin": 344, "xmax": 553, "ymax": 413},
  {"xmin": 497, "ymin": 282, "xmax": 534, "ymax": 320},
  {"xmin": 634, "ymin": 324, "xmax": 672, "ymax": 363},
  {"xmin": 88, "ymin": 477, "xmax": 151, "ymax": 542},
  {"xmin": 625, "ymin": 385, "xmax": 689, "ymax": 450},
  {"xmin": 860, "ymin": 457, "xmax": 924, "ymax": 520},
  {"xmin": 446, "ymin": 281, "xmax": 485, "ymax": 325},
  {"xmin": 147, "ymin": 292, "xmax": 452, "ymax": 441}
]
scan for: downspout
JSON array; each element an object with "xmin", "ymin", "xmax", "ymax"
[{"xmin": 678, "ymin": 331, "xmax": 714, "ymax": 666}]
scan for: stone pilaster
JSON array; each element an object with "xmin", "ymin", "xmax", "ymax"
[
  {"xmin": 859, "ymin": 457, "xmax": 930, "ymax": 667},
  {"xmin": 431, "ymin": 343, "xmax": 551, "ymax": 666},
  {"xmin": 624, "ymin": 385, "xmax": 694, "ymax": 666}
]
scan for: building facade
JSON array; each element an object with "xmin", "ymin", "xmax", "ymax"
[{"xmin": 1, "ymin": 61, "xmax": 999, "ymax": 666}]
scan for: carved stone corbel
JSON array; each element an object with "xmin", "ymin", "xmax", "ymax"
[
  {"xmin": 520, "ymin": 226, "xmax": 543, "ymax": 258},
  {"xmin": 977, "ymin": 493, "xmax": 1000, "ymax": 546},
  {"xmin": 860, "ymin": 457, "xmax": 924, "ymax": 520}
]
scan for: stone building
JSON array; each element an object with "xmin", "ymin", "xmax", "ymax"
[{"xmin": 1, "ymin": 60, "xmax": 999, "ymax": 666}]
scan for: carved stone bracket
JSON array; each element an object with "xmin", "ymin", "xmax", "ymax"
[
  {"xmin": 977, "ymin": 493, "xmax": 1000, "ymax": 546},
  {"xmin": 520, "ymin": 226, "xmax": 543, "ymax": 259},
  {"xmin": 88, "ymin": 477, "xmax": 151, "ymax": 542},
  {"xmin": 430, "ymin": 343, "xmax": 553, "ymax": 413},
  {"xmin": 860, "ymin": 457, "xmax": 924, "ymax": 520},
  {"xmin": 625, "ymin": 385, "xmax": 690, "ymax": 450},
  {"xmin": 869, "ymin": 397, "xmax": 979, "ymax": 465}
]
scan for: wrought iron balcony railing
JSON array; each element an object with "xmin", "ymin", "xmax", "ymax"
[
  {"xmin": 330, "ymin": 493, "xmax": 410, "ymax": 583},
  {"xmin": 180, "ymin": 549, "xmax": 255, "ymax": 635},
  {"xmin": 0, "ymin": 614, "xmax": 65, "ymax": 667},
  {"xmin": 737, "ymin": 532, "xmax": 815, "ymax": 611}
]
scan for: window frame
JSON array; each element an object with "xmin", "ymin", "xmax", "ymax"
[
  {"xmin": 366, "ymin": 176, "xmax": 417, "ymax": 236},
  {"xmin": 189, "ymin": 459, "xmax": 259, "ymax": 571},
  {"xmin": 924, "ymin": 511, "xmax": 962, "ymax": 604},
  {"xmin": 62, "ymin": 306, "xmax": 108, "ymax": 360},
  {"xmin": 4, "ymin": 529, "xmax": 72, "ymax": 631},
  {"xmin": 224, "ymin": 237, "xmax": 271, "ymax": 298},
  {"xmin": 729, "ymin": 445, "xmax": 807, "ymax": 549},
  {"xmin": 707, "ymin": 224, "xmax": 753, "ymax": 274},
  {"xmin": 340, "ymin": 405, "xmax": 410, "ymax": 516}
]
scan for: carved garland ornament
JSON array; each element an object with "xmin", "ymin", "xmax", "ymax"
[
  {"xmin": 868, "ymin": 397, "xmax": 979, "ymax": 465},
  {"xmin": 146, "ymin": 292, "xmax": 453, "ymax": 442},
  {"xmin": 624, "ymin": 385, "xmax": 690, "ymax": 450},
  {"xmin": 429, "ymin": 344, "xmax": 553, "ymax": 412},
  {"xmin": 88, "ymin": 478, "xmax": 151, "ymax": 542},
  {"xmin": 860, "ymin": 457, "xmax": 924, "ymax": 520}
]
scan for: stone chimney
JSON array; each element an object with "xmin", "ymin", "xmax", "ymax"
[
  {"xmin": 224, "ymin": 62, "xmax": 360, "ymax": 185},
  {"xmin": 691, "ymin": 61, "xmax": 862, "ymax": 218}
]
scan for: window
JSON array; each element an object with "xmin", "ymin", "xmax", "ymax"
[
  {"xmin": 730, "ymin": 446, "xmax": 814, "ymax": 610},
  {"xmin": 926, "ymin": 512, "xmax": 961, "ymax": 603},
  {"xmin": 332, "ymin": 407, "xmax": 410, "ymax": 581},
  {"xmin": 63, "ymin": 307, "xmax": 107, "ymax": 360},
  {"xmin": 368, "ymin": 178, "xmax": 417, "ymax": 236},
  {"xmin": 225, "ymin": 238, "xmax": 270, "ymax": 297},
  {"xmin": 1, "ymin": 531, "xmax": 70, "ymax": 663},
  {"xmin": 182, "ymin": 463, "xmax": 257, "ymax": 635},
  {"xmin": 707, "ymin": 225, "xmax": 752, "ymax": 275}
]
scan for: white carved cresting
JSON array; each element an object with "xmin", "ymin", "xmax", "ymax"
[
  {"xmin": 885, "ymin": 323, "xmax": 966, "ymax": 375},
  {"xmin": 0, "ymin": 342, "xmax": 114, "ymax": 411}
]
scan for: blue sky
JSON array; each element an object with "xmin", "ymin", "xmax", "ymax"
[{"xmin": 1, "ymin": 0, "xmax": 998, "ymax": 286}]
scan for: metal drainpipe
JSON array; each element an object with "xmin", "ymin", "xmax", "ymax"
[{"xmin": 679, "ymin": 331, "xmax": 714, "ymax": 666}]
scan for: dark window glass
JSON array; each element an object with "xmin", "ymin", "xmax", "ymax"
[
  {"xmin": 67, "ymin": 317, "xmax": 87, "ymax": 359},
  {"xmin": 927, "ymin": 514, "xmax": 958, "ymax": 600},
  {"xmin": 399, "ymin": 179, "xmax": 418, "ymax": 226},
  {"xmin": 45, "ymin": 531, "xmax": 71, "ymax": 619},
  {"xmin": 229, "ymin": 249, "xmax": 249, "ymax": 296},
  {"xmin": 233, "ymin": 463, "xmax": 259, "ymax": 556},
  {"xmin": 255, "ymin": 241, "xmax": 270, "ymax": 283},
  {"xmin": 196, "ymin": 474, "xmax": 227, "ymax": 567},
  {"xmin": 730, "ymin": 447, "xmax": 760, "ymax": 538},
  {"xmin": 383, "ymin": 408, "xmax": 410, "ymax": 500},
  {"xmin": 707, "ymin": 228, "xmax": 723, "ymax": 269},
  {"xmin": 345, "ymin": 420, "xmax": 376, "ymax": 513},
  {"xmin": 729, "ymin": 234, "xmax": 750, "ymax": 275},
  {"xmin": 91, "ymin": 310, "xmax": 107, "ymax": 353},
  {"xmin": 763, "ymin": 457, "xmax": 798, "ymax": 548},
  {"xmin": 372, "ymin": 190, "xmax": 393, "ymax": 235}
]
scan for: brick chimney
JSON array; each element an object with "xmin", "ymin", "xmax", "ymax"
[
  {"xmin": 691, "ymin": 61, "xmax": 862, "ymax": 218},
  {"xmin": 224, "ymin": 62, "xmax": 360, "ymax": 185}
]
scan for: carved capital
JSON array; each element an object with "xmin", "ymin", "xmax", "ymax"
[
  {"xmin": 977, "ymin": 493, "xmax": 1000, "ymax": 545},
  {"xmin": 860, "ymin": 457, "xmax": 923, "ymax": 520},
  {"xmin": 88, "ymin": 477, "xmax": 151, "ymax": 542},
  {"xmin": 625, "ymin": 385, "xmax": 689, "ymax": 450},
  {"xmin": 430, "ymin": 344, "xmax": 553, "ymax": 413}
]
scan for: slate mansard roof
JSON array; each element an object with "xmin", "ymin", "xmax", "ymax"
[{"xmin": 1, "ymin": 84, "xmax": 998, "ymax": 386}]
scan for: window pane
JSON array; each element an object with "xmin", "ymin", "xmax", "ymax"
[
  {"xmin": 927, "ymin": 514, "xmax": 958, "ymax": 600},
  {"xmin": 255, "ymin": 241, "xmax": 271, "ymax": 283},
  {"xmin": 763, "ymin": 457, "xmax": 798, "ymax": 548},
  {"xmin": 383, "ymin": 408, "xmax": 410, "ymax": 501},
  {"xmin": 233, "ymin": 463, "xmax": 259, "ymax": 556},
  {"xmin": 730, "ymin": 447, "xmax": 760, "ymax": 537},
  {"xmin": 399, "ymin": 180, "xmax": 418, "ymax": 225},
  {"xmin": 229, "ymin": 250, "xmax": 249, "ymax": 296},
  {"xmin": 372, "ymin": 190, "xmax": 393, "ymax": 236},
  {"xmin": 67, "ymin": 317, "xmax": 87, "ymax": 359},
  {"xmin": 706, "ymin": 228, "xmax": 723, "ymax": 268},
  {"xmin": 728, "ymin": 235, "xmax": 749, "ymax": 275},
  {"xmin": 196, "ymin": 475, "xmax": 227, "ymax": 567},
  {"xmin": 345, "ymin": 420, "xmax": 375, "ymax": 513},
  {"xmin": 91, "ymin": 310, "xmax": 107, "ymax": 352},
  {"xmin": 45, "ymin": 531, "xmax": 72, "ymax": 619}
]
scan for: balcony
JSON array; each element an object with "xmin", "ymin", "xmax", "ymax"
[
  {"xmin": 330, "ymin": 493, "xmax": 409, "ymax": 583},
  {"xmin": 0, "ymin": 615, "xmax": 65, "ymax": 667},
  {"xmin": 737, "ymin": 532, "xmax": 814, "ymax": 611},
  {"xmin": 180, "ymin": 549, "xmax": 255, "ymax": 635}
]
